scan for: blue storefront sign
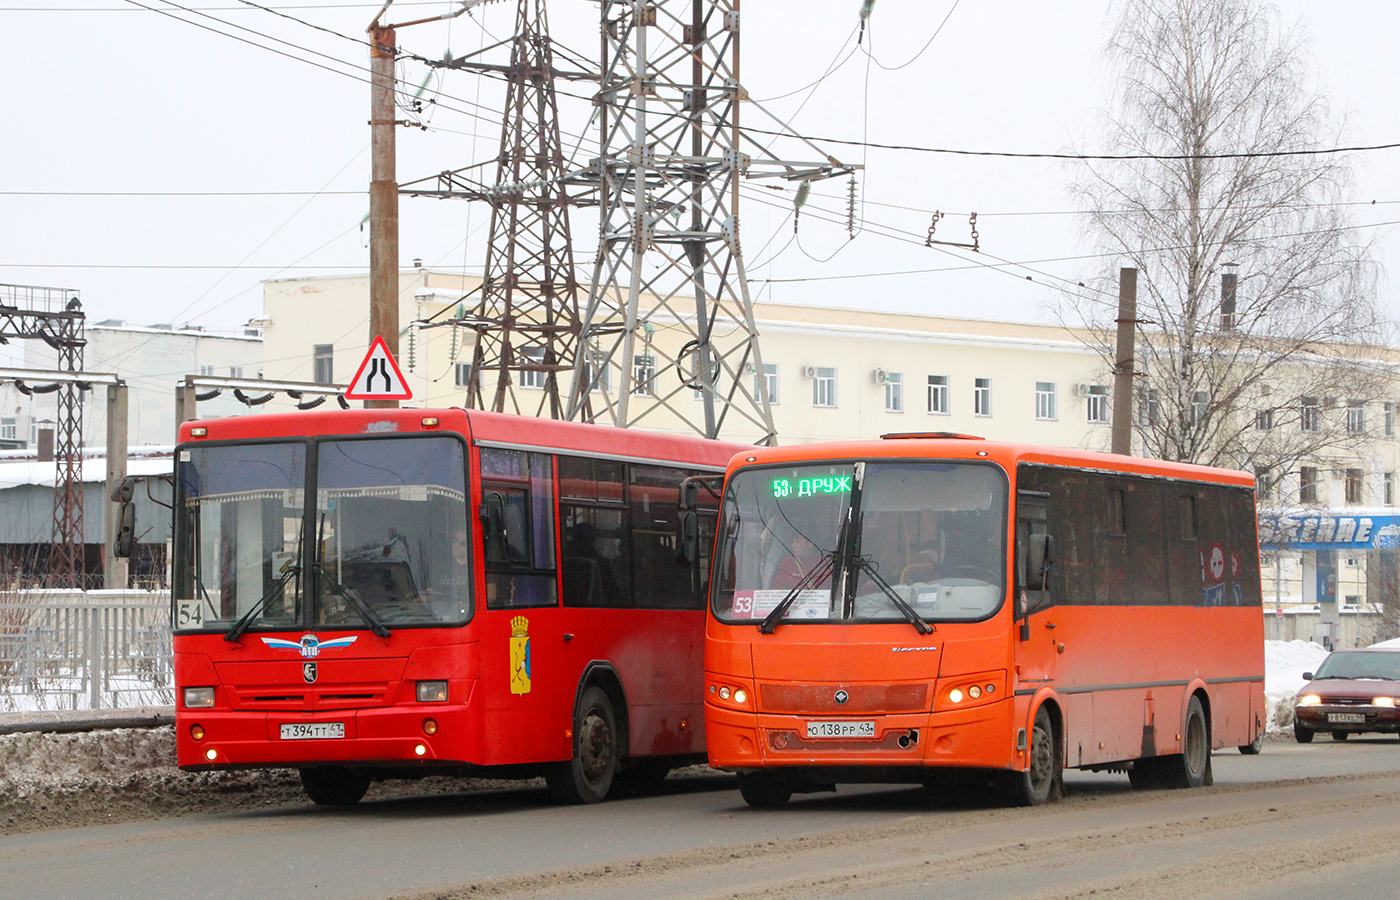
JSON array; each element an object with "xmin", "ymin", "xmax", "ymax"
[{"xmin": 1258, "ymin": 511, "xmax": 1400, "ymax": 550}]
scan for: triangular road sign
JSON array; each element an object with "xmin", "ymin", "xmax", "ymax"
[{"xmin": 344, "ymin": 336, "xmax": 413, "ymax": 400}]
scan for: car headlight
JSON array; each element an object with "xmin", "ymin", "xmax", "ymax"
[
  {"xmin": 183, "ymin": 686, "xmax": 215, "ymax": 708},
  {"xmin": 1297, "ymin": 694, "xmax": 1321, "ymax": 707},
  {"xmin": 1373, "ymin": 696, "xmax": 1396, "ymax": 708}
]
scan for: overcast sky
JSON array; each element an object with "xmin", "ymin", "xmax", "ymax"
[{"xmin": 4, "ymin": 0, "xmax": 1398, "ymax": 366}]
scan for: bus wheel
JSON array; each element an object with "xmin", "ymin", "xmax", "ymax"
[
  {"xmin": 299, "ymin": 767, "xmax": 370, "ymax": 806},
  {"xmin": 547, "ymin": 686, "xmax": 618, "ymax": 804},
  {"xmin": 1162, "ymin": 696, "xmax": 1210, "ymax": 789},
  {"xmin": 1293, "ymin": 719, "xmax": 1314, "ymax": 743},
  {"xmin": 736, "ymin": 772, "xmax": 793, "ymax": 809},
  {"xmin": 1009, "ymin": 705, "xmax": 1060, "ymax": 806}
]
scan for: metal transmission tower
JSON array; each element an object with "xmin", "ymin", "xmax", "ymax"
[
  {"xmin": 0, "ymin": 284, "xmax": 86, "ymax": 582},
  {"xmin": 403, "ymin": 0, "xmax": 594, "ymax": 418},
  {"xmin": 565, "ymin": 0, "xmax": 855, "ymax": 442}
]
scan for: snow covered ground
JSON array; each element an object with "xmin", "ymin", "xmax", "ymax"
[{"xmin": 1263, "ymin": 639, "xmax": 1331, "ymax": 731}]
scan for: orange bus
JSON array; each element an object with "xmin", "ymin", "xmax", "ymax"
[
  {"xmin": 171, "ymin": 407, "xmax": 744, "ymax": 805},
  {"xmin": 703, "ymin": 433, "xmax": 1265, "ymax": 807}
]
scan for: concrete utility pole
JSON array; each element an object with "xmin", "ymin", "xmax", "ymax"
[
  {"xmin": 1111, "ymin": 267, "xmax": 1138, "ymax": 456},
  {"xmin": 368, "ymin": 23, "xmax": 400, "ymax": 410}
]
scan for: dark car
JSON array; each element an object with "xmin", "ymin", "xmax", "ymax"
[{"xmin": 1293, "ymin": 648, "xmax": 1400, "ymax": 743}]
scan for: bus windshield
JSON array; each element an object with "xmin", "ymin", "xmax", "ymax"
[
  {"xmin": 712, "ymin": 460, "xmax": 1007, "ymax": 626},
  {"xmin": 174, "ymin": 435, "xmax": 471, "ymax": 633}
]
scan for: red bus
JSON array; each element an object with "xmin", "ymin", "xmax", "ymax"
[
  {"xmin": 703, "ymin": 434, "xmax": 1265, "ymax": 807},
  {"xmin": 171, "ymin": 407, "xmax": 745, "ymax": 805}
]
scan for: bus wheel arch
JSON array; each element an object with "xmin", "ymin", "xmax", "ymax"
[
  {"xmin": 1167, "ymin": 690, "xmax": 1212, "ymax": 789},
  {"xmin": 1009, "ymin": 698, "xmax": 1064, "ymax": 806},
  {"xmin": 547, "ymin": 662, "xmax": 629, "ymax": 804}
]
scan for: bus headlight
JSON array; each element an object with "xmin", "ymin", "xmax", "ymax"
[
  {"xmin": 417, "ymin": 680, "xmax": 449, "ymax": 702},
  {"xmin": 184, "ymin": 687, "xmax": 215, "ymax": 708}
]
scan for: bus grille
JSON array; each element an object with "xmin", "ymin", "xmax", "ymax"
[
  {"xmin": 766, "ymin": 729, "xmax": 921, "ymax": 753},
  {"xmin": 234, "ymin": 684, "xmax": 391, "ymax": 710},
  {"xmin": 759, "ymin": 683, "xmax": 929, "ymax": 714}
]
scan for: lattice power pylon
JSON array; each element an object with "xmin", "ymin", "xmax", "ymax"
[
  {"xmin": 404, "ymin": 0, "xmax": 593, "ymax": 418},
  {"xmin": 0, "ymin": 284, "xmax": 86, "ymax": 583},
  {"xmin": 563, "ymin": 0, "xmax": 854, "ymax": 442}
]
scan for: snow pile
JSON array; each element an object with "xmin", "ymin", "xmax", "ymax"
[{"xmin": 1263, "ymin": 639, "xmax": 1329, "ymax": 731}]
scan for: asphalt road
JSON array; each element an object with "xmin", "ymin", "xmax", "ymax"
[{"xmin": 7, "ymin": 735, "xmax": 1400, "ymax": 900}]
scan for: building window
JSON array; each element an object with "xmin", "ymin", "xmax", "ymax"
[
  {"xmin": 754, "ymin": 363, "xmax": 779, "ymax": 405},
  {"xmin": 927, "ymin": 375, "xmax": 949, "ymax": 414},
  {"xmin": 1190, "ymin": 391, "xmax": 1209, "ymax": 428},
  {"xmin": 1300, "ymin": 397, "xmax": 1320, "ymax": 433},
  {"xmin": 1255, "ymin": 467, "xmax": 1273, "ymax": 502},
  {"xmin": 229, "ymin": 366, "xmax": 244, "ymax": 379},
  {"xmin": 1086, "ymin": 385, "xmax": 1109, "ymax": 424},
  {"xmin": 1035, "ymin": 382, "xmax": 1056, "ymax": 420},
  {"xmin": 198, "ymin": 365, "xmax": 215, "ymax": 377},
  {"xmin": 813, "ymin": 367, "xmax": 836, "ymax": 408},
  {"xmin": 313, "ymin": 344, "xmax": 333, "ymax": 385},
  {"xmin": 1139, "ymin": 388, "xmax": 1159, "ymax": 427},
  {"xmin": 1387, "ymin": 402, "xmax": 1396, "ymax": 437},
  {"xmin": 454, "ymin": 362, "xmax": 473, "ymax": 389},
  {"xmin": 1386, "ymin": 471, "xmax": 1395, "ymax": 506},
  {"xmin": 520, "ymin": 346, "xmax": 546, "ymax": 390},
  {"xmin": 1255, "ymin": 408, "xmax": 1273, "ymax": 431},
  {"xmin": 586, "ymin": 354, "xmax": 611, "ymax": 395},
  {"xmin": 974, "ymin": 377, "xmax": 992, "ymax": 417},
  {"xmin": 1299, "ymin": 465, "xmax": 1319, "ymax": 504},
  {"xmin": 884, "ymin": 373, "xmax": 904, "ymax": 413},
  {"xmin": 632, "ymin": 354, "xmax": 656, "ymax": 395},
  {"xmin": 0, "ymin": 418, "xmax": 14, "ymax": 441},
  {"xmin": 1346, "ymin": 468, "xmax": 1365, "ymax": 505},
  {"xmin": 1347, "ymin": 401, "xmax": 1365, "ymax": 434}
]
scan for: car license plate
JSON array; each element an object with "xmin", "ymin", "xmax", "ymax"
[
  {"xmin": 280, "ymin": 722, "xmax": 345, "ymax": 740},
  {"xmin": 805, "ymin": 720, "xmax": 876, "ymax": 739},
  {"xmin": 1327, "ymin": 713, "xmax": 1365, "ymax": 725}
]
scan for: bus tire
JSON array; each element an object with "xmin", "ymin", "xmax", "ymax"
[
  {"xmin": 1009, "ymin": 705, "xmax": 1060, "ymax": 806},
  {"xmin": 299, "ymin": 767, "xmax": 371, "ymax": 806},
  {"xmin": 1161, "ymin": 695, "xmax": 1210, "ymax": 789},
  {"xmin": 1293, "ymin": 719, "xmax": 1314, "ymax": 743},
  {"xmin": 547, "ymin": 686, "xmax": 618, "ymax": 804},
  {"xmin": 736, "ymin": 772, "xmax": 793, "ymax": 809}
]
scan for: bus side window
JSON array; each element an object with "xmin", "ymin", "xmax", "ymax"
[
  {"xmin": 479, "ymin": 448, "xmax": 557, "ymax": 610},
  {"xmin": 560, "ymin": 456, "xmax": 631, "ymax": 608},
  {"xmin": 1016, "ymin": 491, "xmax": 1052, "ymax": 631}
]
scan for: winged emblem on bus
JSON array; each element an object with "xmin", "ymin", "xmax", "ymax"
[{"xmin": 262, "ymin": 635, "xmax": 359, "ymax": 659}]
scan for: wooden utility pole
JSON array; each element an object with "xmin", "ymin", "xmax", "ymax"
[
  {"xmin": 1111, "ymin": 267, "xmax": 1138, "ymax": 456},
  {"xmin": 368, "ymin": 24, "xmax": 400, "ymax": 410}
]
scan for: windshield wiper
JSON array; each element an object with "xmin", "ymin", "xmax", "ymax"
[
  {"xmin": 853, "ymin": 556, "xmax": 934, "ymax": 635},
  {"xmin": 315, "ymin": 564, "xmax": 392, "ymax": 638},
  {"xmin": 225, "ymin": 560, "xmax": 300, "ymax": 643},
  {"xmin": 759, "ymin": 552, "xmax": 837, "ymax": 634}
]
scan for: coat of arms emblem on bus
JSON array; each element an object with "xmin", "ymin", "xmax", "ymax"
[
  {"xmin": 262, "ymin": 634, "xmax": 359, "ymax": 659},
  {"xmin": 509, "ymin": 616, "xmax": 532, "ymax": 695}
]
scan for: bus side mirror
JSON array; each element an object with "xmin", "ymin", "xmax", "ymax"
[
  {"xmin": 1025, "ymin": 533, "xmax": 1053, "ymax": 592},
  {"xmin": 111, "ymin": 476, "xmax": 137, "ymax": 559},
  {"xmin": 677, "ymin": 510, "xmax": 699, "ymax": 565},
  {"xmin": 680, "ymin": 481, "xmax": 698, "ymax": 511}
]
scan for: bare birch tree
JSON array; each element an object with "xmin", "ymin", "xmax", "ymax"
[{"xmin": 1065, "ymin": 0, "xmax": 1386, "ymax": 492}]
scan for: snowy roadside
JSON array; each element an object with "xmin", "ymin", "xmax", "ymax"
[{"xmin": 0, "ymin": 640, "xmax": 1332, "ymax": 836}]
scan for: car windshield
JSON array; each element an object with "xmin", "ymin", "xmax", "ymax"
[
  {"xmin": 1314, "ymin": 651, "xmax": 1400, "ymax": 681},
  {"xmin": 712, "ymin": 460, "xmax": 1007, "ymax": 625},
  {"xmin": 173, "ymin": 435, "xmax": 471, "ymax": 633}
]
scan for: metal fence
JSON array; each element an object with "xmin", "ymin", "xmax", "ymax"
[{"xmin": 0, "ymin": 590, "xmax": 172, "ymax": 711}]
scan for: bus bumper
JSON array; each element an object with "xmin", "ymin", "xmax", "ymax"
[
  {"xmin": 175, "ymin": 704, "xmax": 480, "ymax": 770},
  {"xmin": 706, "ymin": 698, "xmax": 1018, "ymax": 772}
]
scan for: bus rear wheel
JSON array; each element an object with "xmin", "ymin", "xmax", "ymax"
[
  {"xmin": 1161, "ymin": 695, "xmax": 1211, "ymax": 789},
  {"xmin": 299, "ymin": 766, "xmax": 371, "ymax": 806},
  {"xmin": 736, "ymin": 772, "xmax": 793, "ymax": 809},
  {"xmin": 547, "ymin": 686, "xmax": 618, "ymax": 804},
  {"xmin": 1008, "ymin": 705, "xmax": 1061, "ymax": 806}
]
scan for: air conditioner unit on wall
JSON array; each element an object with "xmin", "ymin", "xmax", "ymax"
[
  {"xmin": 871, "ymin": 368, "xmax": 887, "ymax": 385},
  {"xmin": 802, "ymin": 366, "xmax": 818, "ymax": 378},
  {"xmin": 1072, "ymin": 383, "xmax": 1091, "ymax": 398}
]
